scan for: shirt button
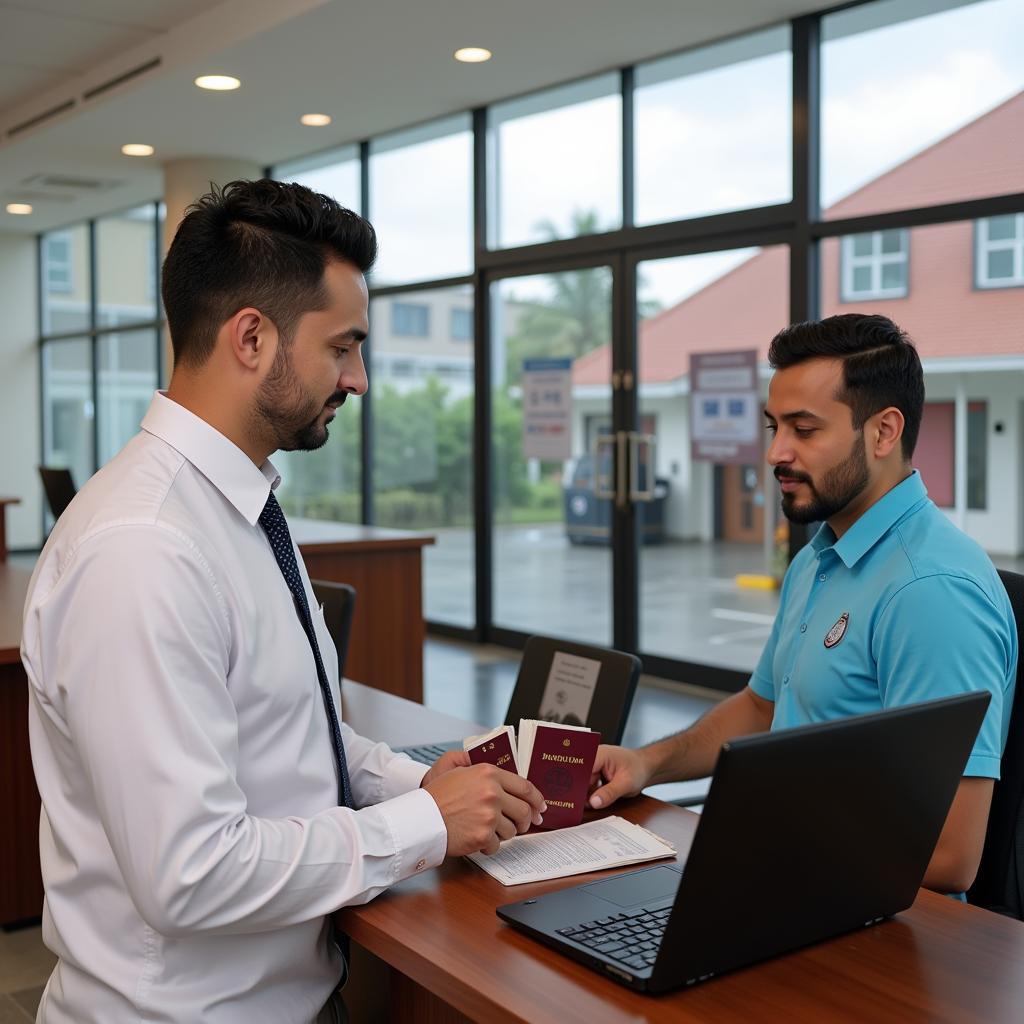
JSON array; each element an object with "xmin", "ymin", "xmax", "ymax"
[
  {"xmin": 783, "ymin": 675, "xmax": 790, "ymax": 685},
  {"xmin": 800, "ymin": 623, "xmax": 807, "ymax": 633},
  {"xmin": 818, "ymin": 573, "xmax": 827, "ymax": 582},
  {"xmin": 415, "ymin": 859, "xmax": 426, "ymax": 871}
]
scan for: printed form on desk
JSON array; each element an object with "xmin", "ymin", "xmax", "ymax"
[{"xmin": 467, "ymin": 816, "xmax": 675, "ymax": 885}]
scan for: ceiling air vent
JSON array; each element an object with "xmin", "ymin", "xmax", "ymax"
[
  {"xmin": 19, "ymin": 173, "xmax": 121, "ymax": 198},
  {"xmin": 6, "ymin": 99, "xmax": 76, "ymax": 138},
  {"xmin": 82, "ymin": 57, "xmax": 162, "ymax": 101}
]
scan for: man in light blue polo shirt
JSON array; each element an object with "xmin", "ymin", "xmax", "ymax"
[{"xmin": 589, "ymin": 314, "xmax": 1017, "ymax": 894}]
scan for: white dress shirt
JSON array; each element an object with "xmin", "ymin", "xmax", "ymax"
[{"xmin": 22, "ymin": 392, "xmax": 447, "ymax": 1024}]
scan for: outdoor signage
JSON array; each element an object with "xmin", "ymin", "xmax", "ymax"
[
  {"xmin": 690, "ymin": 349, "xmax": 761, "ymax": 465},
  {"xmin": 522, "ymin": 357, "xmax": 573, "ymax": 460}
]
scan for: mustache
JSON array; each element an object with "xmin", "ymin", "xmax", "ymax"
[{"xmin": 775, "ymin": 468, "xmax": 811, "ymax": 484}]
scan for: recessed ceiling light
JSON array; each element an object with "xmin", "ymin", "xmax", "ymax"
[
  {"xmin": 194, "ymin": 74, "xmax": 241, "ymax": 91},
  {"xmin": 121, "ymin": 143, "xmax": 155, "ymax": 157},
  {"xmin": 454, "ymin": 47, "xmax": 492, "ymax": 63},
  {"xmin": 6, "ymin": 203, "xmax": 32, "ymax": 215},
  {"xmin": 300, "ymin": 113, "xmax": 332, "ymax": 127}
]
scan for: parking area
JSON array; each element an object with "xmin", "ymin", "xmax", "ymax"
[{"xmin": 425, "ymin": 524, "xmax": 780, "ymax": 677}]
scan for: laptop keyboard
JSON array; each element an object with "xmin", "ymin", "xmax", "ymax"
[
  {"xmin": 402, "ymin": 743, "xmax": 449, "ymax": 765},
  {"xmin": 556, "ymin": 906, "xmax": 672, "ymax": 972}
]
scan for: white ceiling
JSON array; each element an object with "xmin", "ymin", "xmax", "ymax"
[{"xmin": 0, "ymin": 0, "xmax": 838, "ymax": 233}]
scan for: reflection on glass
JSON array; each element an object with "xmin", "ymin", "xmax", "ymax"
[
  {"xmin": 824, "ymin": 219, "xmax": 1022, "ymax": 552},
  {"xmin": 273, "ymin": 144, "xmax": 361, "ymax": 210},
  {"xmin": 636, "ymin": 247, "xmax": 789, "ymax": 672},
  {"xmin": 370, "ymin": 286, "xmax": 475, "ymax": 627},
  {"xmin": 491, "ymin": 269, "xmax": 613, "ymax": 645},
  {"xmin": 97, "ymin": 330, "xmax": 158, "ymax": 464},
  {"xmin": 634, "ymin": 26, "xmax": 791, "ymax": 225},
  {"xmin": 370, "ymin": 115, "xmax": 472, "ymax": 285},
  {"xmin": 489, "ymin": 75, "xmax": 621, "ymax": 249},
  {"xmin": 43, "ymin": 337, "xmax": 94, "ymax": 490},
  {"xmin": 822, "ymin": 0, "xmax": 1024, "ymax": 217},
  {"xmin": 42, "ymin": 225, "xmax": 90, "ymax": 335},
  {"xmin": 97, "ymin": 205, "xmax": 158, "ymax": 328},
  {"xmin": 275, "ymin": 396, "xmax": 363, "ymax": 525}
]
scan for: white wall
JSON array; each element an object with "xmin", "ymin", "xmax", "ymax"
[
  {"xmin": 0, "ymin": 233, "xmax": 42, "ymax": 549},
  {"xmin": 926, "ymin": 369, "xmax": 1024, "ymax": 556}
]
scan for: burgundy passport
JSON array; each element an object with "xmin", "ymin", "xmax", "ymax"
[
  {"xmin": 465, "ymin": 726, "xmax": 518, "ymax": 773},
  {"xmin": 521, "ymin": 725, "xmax": 600, "ymax": 830}
]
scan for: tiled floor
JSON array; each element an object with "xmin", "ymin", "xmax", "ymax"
[
  {"xmin": 1, "ymin": 636, "xmax": 718, "ymax": 1016},
  {"xmin": 0, "ymin": 925, "xmax": 54, "ymax": 1020}
]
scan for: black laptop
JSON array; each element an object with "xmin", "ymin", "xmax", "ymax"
[
  {"xmin": 497, "ymin": 692, "xmax": 990, "ymax": 993},
  {"xmin": 397, "ymin": 635, "xmax": 641, "ymax": 764}
]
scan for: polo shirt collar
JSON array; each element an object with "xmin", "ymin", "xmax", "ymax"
[
  {"xmin": 812, "ymin": 470, "xmax": 928, "ymax": 568},
  {"xmin": 141, "ymin": 391, "xmax": 281, "ymax": 526}
]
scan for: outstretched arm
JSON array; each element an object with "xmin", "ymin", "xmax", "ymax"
[{"xmin": 588, "ymin": 686, "xmax": 774, "ymax": 809}]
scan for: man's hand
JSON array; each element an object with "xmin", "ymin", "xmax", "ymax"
[
  {"xmin": 588, "ymin": 745, "xmax": 654, "ymax": 810},
  {"xmin": 419, "ymin": 749, "xmax": 471, "ymax": 788},
  {"xmin": 423, "ymin": 764, "xmax": 546, "ymax": 857}
]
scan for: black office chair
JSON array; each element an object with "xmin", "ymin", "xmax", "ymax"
[
  {"xmin": 39, "ymin": 466, "xmax": 77, "ymax": 521},
  {"xmin": 311, "ymin": 580, "xmax": 357, "ymax": 682},
  {"xmin": 966, "ymin": 568, "xmax": 1024, "ymax": 919}
]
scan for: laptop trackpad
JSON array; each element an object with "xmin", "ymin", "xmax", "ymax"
[{"xmin": 581, "ymin": 866, "xmax": 682, "ymax": 908}]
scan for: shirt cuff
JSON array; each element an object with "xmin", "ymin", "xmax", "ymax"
[
  {"xmin": 964, "ymin": 753, "xmax": 1001, "ymax": 779},
  {"xmin": 376, "ymin": 787, "xmax": 447, "ymax": 879}
]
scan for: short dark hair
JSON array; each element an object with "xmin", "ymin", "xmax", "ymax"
[
  {"xmin": 767, "ymin": 314, "xmax": 925, "ymax": 460},
  {"xmin": 162, "ymin": 178, "xmax": 376, "ymax": 368}
]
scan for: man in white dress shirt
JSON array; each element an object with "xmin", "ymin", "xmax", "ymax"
[{"xmin": 22, "ymin": 179, "xmax": 544, "ymax": 1023}]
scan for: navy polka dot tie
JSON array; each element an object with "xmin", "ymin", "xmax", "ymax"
[{"xmin": 259, "ymin": 491, "xmax": 353, "ymax": 808}]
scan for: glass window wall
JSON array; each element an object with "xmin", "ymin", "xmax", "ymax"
[
  {"xmin": 488, "ymin": 75, "xmax": 621, "ymax": 249},
  {"xmin": 634, "ymin": 26, "xmax": 791, "ymax": 226},
  {"xmin": 369, "ymin": 116, "xmax": 472, "ymax": 285},
  {"xmin": 371, "ymin": 285, "xmax": 475, "ymax": 627}
]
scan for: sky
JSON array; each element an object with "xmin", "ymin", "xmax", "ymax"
[{"xmin": 276, "ymin": 0, "xmax": 1023, "ymax": 312}]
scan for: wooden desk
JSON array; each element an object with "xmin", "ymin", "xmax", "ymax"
[
  {"xmin": 0, "ymin": 563, "xmax": 43, "ymax": 924},
  {"xmin": 292, "ymin": 519, "xmax": 435, "ymax": 702},
  {"xmin": 340, "ymin": 685, "xmax": 1024, "ymax": 1024},
  {"xmin": 0, "ymin": 497, "xmax": 21, "ymax": 561}
]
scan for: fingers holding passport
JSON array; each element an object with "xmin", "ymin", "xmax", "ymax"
[
  {"xmin": 588, "ymin": 744, "xmax": 650, "ymax": 810},
  {"xmin": 424, "ymin": 764, "xmax": 547, "ymax": 857}
]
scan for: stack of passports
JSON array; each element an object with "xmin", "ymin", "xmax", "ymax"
[{"xmin": 464, "ymin": 720, "xmax": 600, "ymax": 829}]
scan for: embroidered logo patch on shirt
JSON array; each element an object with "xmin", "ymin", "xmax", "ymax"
[{"xmin": 824, "ymin": 612, "xmax": 850, "ymax": 649}]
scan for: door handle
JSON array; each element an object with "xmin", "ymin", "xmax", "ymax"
[{"xmin": 629, "ymin": 433, "xmax": 656, "ymax": 502}]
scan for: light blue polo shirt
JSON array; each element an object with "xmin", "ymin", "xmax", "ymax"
[{"xmin": 749, "ymin": 471, "xmax": 1017, "ymax": 778}]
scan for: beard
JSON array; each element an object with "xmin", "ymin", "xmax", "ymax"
[
  {"xmin": 777, "ymin": 432, "xmax": 870, "ymax": 525},
  {"xmin": 254, "ymin": 344, "xmax": 346, "ymax": 453}
]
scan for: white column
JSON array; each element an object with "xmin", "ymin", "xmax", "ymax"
[
  {"xmin": 954, "ymin": 375, "xmax": 968, "ymax": 532},
  {"xmin": 161, "ymin": 157, "xmax": 263, "ymax": 382}
]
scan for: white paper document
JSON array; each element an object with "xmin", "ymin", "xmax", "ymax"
[
  {"xmin": 538, "ymin": 650, "xmax": 601, "ymax": 726},
  {"xmin": 466, "ymin": 816, "xmax": 676, "ymax": 886}
]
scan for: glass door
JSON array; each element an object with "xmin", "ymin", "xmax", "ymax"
[{"xmin": 488, "ymin": 265, "xmax": 616, "ymax": 645}]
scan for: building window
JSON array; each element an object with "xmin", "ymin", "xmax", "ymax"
[
  {"xmin": 840, "ymin": 229, "xmax": 908, "ymax": 301},
  {"xmin": 450, "ymin": 307, "xmax": 473, "ymax": 341},
  {"xmin": 976, "ymin": 214, "xmax": 1024, "ymax": 289},
  {"xmin": 391, "ymin": 302, "xmax": 430, "ymax": 337},
  {"xmin": 44, "ymin": 232, "xmax": 73, "ymax": 293}
]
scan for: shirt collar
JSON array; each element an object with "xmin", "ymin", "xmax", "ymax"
[
  {"xmin": 141, "ymin": 391, "xmax": 281, "ymax": 526},
  {"xmin": 811, "ymin": 470, "xmax": 928, "ymax": 568}
]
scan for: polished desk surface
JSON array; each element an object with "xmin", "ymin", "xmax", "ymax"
[
  {"xmin": 290, "ymin": 517, "xmax": 435, "ymax": 553},
  {"xmin": 340, "ymin": 681, "xmax": 1024, "ymax": 1024}
]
